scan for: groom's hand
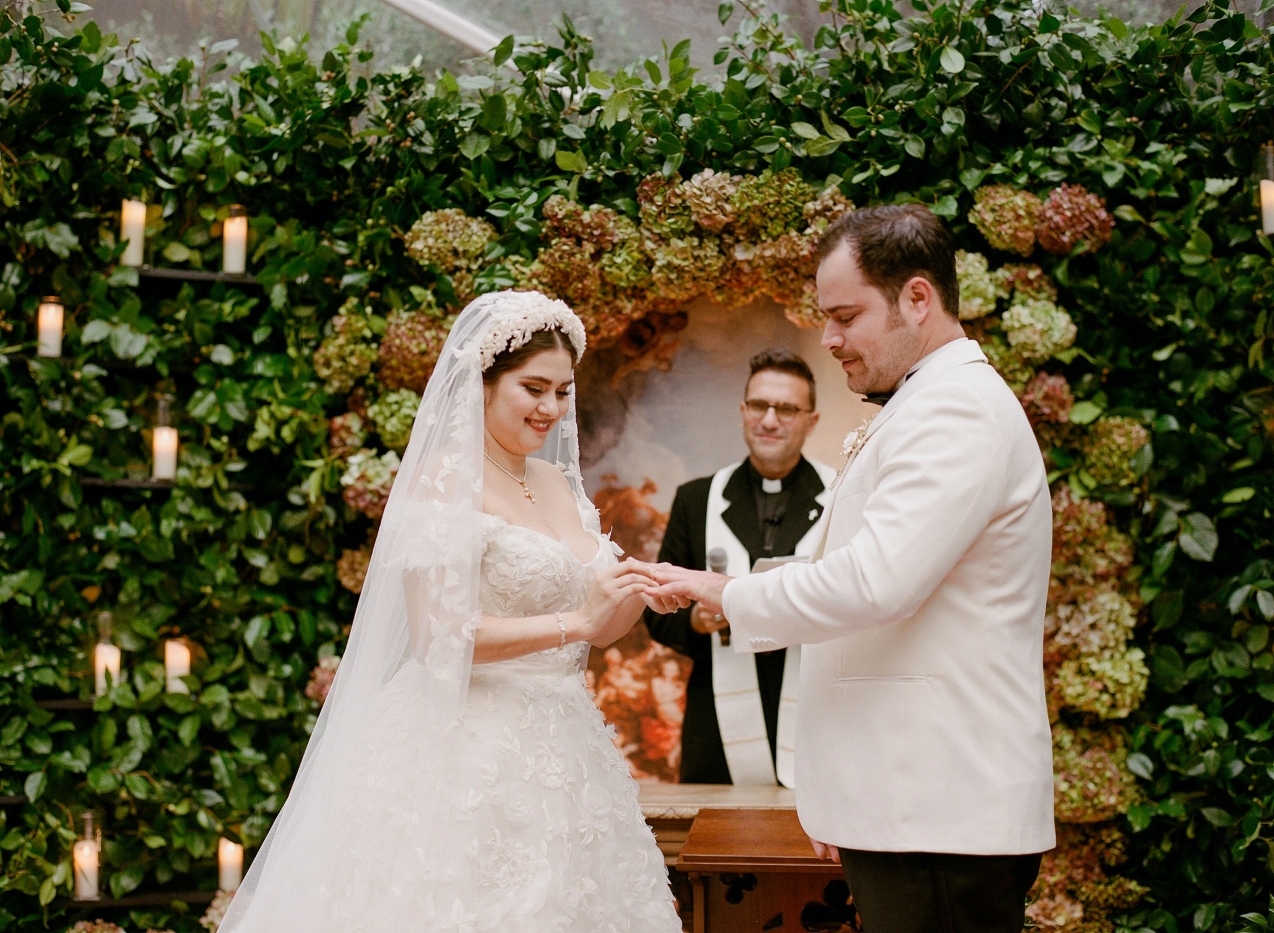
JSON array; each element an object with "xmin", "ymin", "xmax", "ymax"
[{"xmin": 642, "ymin": 565, "xmax": 731, "ymax": 616}]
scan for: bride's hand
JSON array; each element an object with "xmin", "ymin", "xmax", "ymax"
[{"xmin": 575, "ymin": 559, "xmax": 655, "ymax": 646}]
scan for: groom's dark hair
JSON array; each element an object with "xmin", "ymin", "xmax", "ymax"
[{"xmin": 816, "ymin": 204, "xmax": 960, "ymax": 319}]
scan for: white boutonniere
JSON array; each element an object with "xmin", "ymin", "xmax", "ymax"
[{"xmin": 841, "ymin": 415, "xmax": 876, "ymax": 463}]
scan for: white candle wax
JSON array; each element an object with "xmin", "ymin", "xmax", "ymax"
[
  {"xmin": 37, "ymin": 298, "xmax": 63, "ymax": 358},
  {"xmin": 222, "ymin": 214, "xmax": 248, "ymax": 274},
  {"xmin": 94, "ymin": 643, "xmax": 121, "ymax": 697},
  {"xmin": 73, "ymin": 839, "xmax": 99, "ymax": 900},
  {"xmin": 165, "ymin": 639, "xmax": 191, "ymax": 694},
  {"xmin": 120, "ymin": 199, "xmax": 147, "ymax": 267},
  {"xmin": 152, "ymin": 426, "xmax": 178, "ymax": 481},
  {"xmin": 1261, "ymin": 180, "xmax": 1274, "ymax": 235},
  {"xmin": 218, "ymin": 837, "xmax": 244, "ymax": 892}
]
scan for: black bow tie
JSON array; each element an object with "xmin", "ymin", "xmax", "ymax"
[{"xmin": 863, "ymin": 392, "xmax": 894, "ymax": 407}]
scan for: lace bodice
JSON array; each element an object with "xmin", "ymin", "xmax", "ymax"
[{"xmin": 476, "ymin": 514, "xmax": 617, "ymax": 671}]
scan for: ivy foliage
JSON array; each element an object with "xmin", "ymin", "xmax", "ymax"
[{"xmin": 0, "ymin": 0, "xmax": 1272, "ymax": 930}]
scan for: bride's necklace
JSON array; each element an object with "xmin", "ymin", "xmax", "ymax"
[{"xmin": 484, "ymin": 452, "xmax": 535, "ymax": 504}]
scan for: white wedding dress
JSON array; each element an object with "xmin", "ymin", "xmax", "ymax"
[{"xmin": 313, "ymin": 514, "xmax": 682, "ymax": 933}]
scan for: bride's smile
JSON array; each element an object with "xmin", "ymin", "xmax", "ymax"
[{"xmin": 483, "ymin": 344, "xmax": 575, "ymax": 460}]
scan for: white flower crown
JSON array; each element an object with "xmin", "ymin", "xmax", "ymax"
[{"xmin": 474, "ymin": 290, "xmax": 587, "ymax": 371}]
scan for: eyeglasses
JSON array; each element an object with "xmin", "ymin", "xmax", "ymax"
[{"xmin": 744, "ymin": 399, "xmax": 813, "ymax": 422}]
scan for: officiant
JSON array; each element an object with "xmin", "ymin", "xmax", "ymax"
[{"xmin": 645, "ymin": 348, "xmax": 837, "ymax": 786}]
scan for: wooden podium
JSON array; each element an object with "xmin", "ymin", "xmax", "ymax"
[{"xmin": 639, "ymin": 785, "xmax": 859, "ymax": 933}]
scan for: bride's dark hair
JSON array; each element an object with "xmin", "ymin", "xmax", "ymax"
[{"xmin": 482, "ymin": 327, "xmax": 579, "ymax": 384}]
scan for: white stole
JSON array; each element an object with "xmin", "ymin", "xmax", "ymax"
[{"xmin": 706, "ymin": 460, "xmax": 836, "ymax": 787}]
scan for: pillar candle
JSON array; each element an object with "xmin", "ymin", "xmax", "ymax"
[
  {"xmin": 165, "ymin": 639, "xmax": 191, "ymax": 693},
  {"xmin": 73, "ymin": 838, "xmax": 99, "ymax": 900},
  {"xmin": 94, "ymin": 643, "xmax": 121, "ymax": 697},
  {"xmin": 152, "ymin": 426, "xmax": 178, "ymax": 481},
  {"xmin": 222, "ymin": 206, "xmax": 248, "ymax": 274},
  {"xmin": 37, "ymin": 297, "xmax": 63, "ymax": 358},
  {"xmin": 1261, "ymin": 180, "xmax": 1274, "ymax": 235},
  {"xmin": 120, "ymin": 199, "xmax": 147, "ymax": 267},
  {"xmin": 218, "ymin": 837, "xmax": 244, "ymax": 892}
]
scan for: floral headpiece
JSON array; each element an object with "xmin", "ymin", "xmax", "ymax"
[{"xmin": 471, "ymin": 290, "xmax": 587, "ymax": 370}]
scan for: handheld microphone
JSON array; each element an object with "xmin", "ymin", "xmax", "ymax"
[{"xmin": 706, "ymin": 548, "xmax": 731, "ymax": 646}]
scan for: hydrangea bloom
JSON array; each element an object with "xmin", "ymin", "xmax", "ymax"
[
  {"xmin": 968, "ymin": 184, "xmax": 1042, "ymax": 256},
  {"xmin": 1082, "ymin": 417, "xmax": 1150, "ymax": 487},
  {"xmin": 328, "ymin": 412, "xmax": 366, "ymax": 459},
  {"xmin": 377, "ymin": 303, "xmax": 456, "ymax": 395},
  {"xmin": 801, "ymin": 185, "xmax": 854, "ymax": 234},
  {"xmin": 1027, "ymin": 824, "xmax": 1146, "ymax": 932},
  {"xmin": 955, "ymin": 250, "xmax": 1007, "ymax": 320},
  {"xmin": 1052, "ymin": 723, "xmax": 1139, "ymax": 823},
  {"xmin": 312, "ymin": 298, "xmax": 379, "ymax": 395},
  {"xmin": 637, "ymin": 173, "xmax": 694, "ymax": 240},
  {"xmin": 541, "ymin": 195, "xmax": 626, "ymax": 247},
  {"xmin": 340, "ymin": 448, "xmax": 400, "ymax": 519},
  {"xmin": 598, "ymin": 230, "xmax": 651, "ymax": 289},
  {"xmin": 524, "ymin": 237, "xmax": 604, "ymax": 308},
  {"xmin": 337, "ymin": 545, "xmax": 370, "ymax": 594},
  {"xmin": 1046, "ymin": 588, "xmax": 1138, "ymax": 661},
  {"xmin": 404, "ymin": 209, "xmax": 496, "ymax": 302},
  {"xmin": 998, "ymin": 262, "xmax": 1058, "ymax": 302},
  {"xmin": 1019, "ymin": 372, "xmax": 1074, "ymax": 426},
  {"xmin": 305, "ymin": 655, "xmax": 341, "ymax": 703},
  {"xmin": 731, "ymin": 168, "xmax": 818, "ymax": 240},
  {"xmin": 1050, "ymin": 487, "xmax": 1134, "ymax": 596},
  {"xmin": 982, "ymin": 335, "xmax": 1035, "ymax": 394},
  {"xmin": 680, "ymin": 169, "xmax": 739, "ymax": 232},
  {"xmin": 647, "ymin": 236, "xmax": 727, "ymax": 302},
  {"xmin": 1002, "ymin": 297, "xmax": 1077, "ymax": 363},
  {"xmin": 1056, "ymin": 646, "xmax": 1149, "ymax": 719},
  {"xmin": 201, "ymin": 888, "xmax": 236, "ymax": 931},
  {"xmin": 366, "ymin": 388, "xmax": 421, "ymax": 451},
  {"xmin": 70, "ymin": 924, "xmax": 127, "ymax": 933},
  {"xmin": 1036, "ymin": 183, "xmax": 1114, "ymax": 256}
]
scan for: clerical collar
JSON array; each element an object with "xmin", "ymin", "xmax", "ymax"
[{"xmin": 744, "ymin": 458, "xmax": 795, "ymax": 494}]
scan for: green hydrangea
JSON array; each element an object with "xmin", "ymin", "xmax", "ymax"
[
  {"xmin": 955, "ymin": 250, "xmax": 1008, "ymax": 320},
  {"xmin": 1052, "ymin": 723, "xmax": 1139, "ymax": 823},
  {"xmin": 377, "ymin": 301, "xmax": 456, "ymax": 395},
  {"xmin": 1056, "ymin": 646, "xmax": 1149, "ymax": 720},
  {"xmin": 981, "ymin": 334, "xmax": 1035, "ymax": 394},
  {"xmin": 637, "ymin": 172, "xmax": 695, "ymax": 240},
  {"xmin": 404, "ymin": 209, "xmax": 496, "ymax": 301},
  {"xmin": 1082, "ymin": 416, "xmax": 1150, "ymax": 487},
  {"xmin": 312, "ymin": 297, "xmax": 379, "ymax": 395},
  {"xmin": 600, "ymin": 232, "xmax": 652, "ymax": 289},
  {"xmin": 731, "ymin": 168, "xmax": 818, "ymax": 240},
  {"xmin": 1001, "ymin": 297, "xmax": 1077, "ymax": 363},
  {"xmin": 366, "ymin": 388, "xmax": 421, "ymax": 451},
  {"xmin": 647, "ymin": 236, "xmax": 727, "ymax": 301},
  {"xmin": 1047, "ymin": 588, "xmax": 1138, "ymax": 660},
  {"xmin": 968, "ymin": 184, "xmax": 1042, "ymax": 256}
]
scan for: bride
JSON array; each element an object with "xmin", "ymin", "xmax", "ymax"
[{"xmin": 220, "ymin": 291, "xmax": 682, "ymax": 932}]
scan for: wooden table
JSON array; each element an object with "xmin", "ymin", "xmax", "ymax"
[{"xmin": 638, "ymin": 785, "xmax": 858, "ymax": 933}]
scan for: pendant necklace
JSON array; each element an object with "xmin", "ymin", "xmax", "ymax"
[{"xmin": 485, "ymin": 452, "xmax": 535, "ymax": 503}]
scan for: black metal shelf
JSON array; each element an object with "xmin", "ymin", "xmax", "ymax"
[
  {"xmin": 138, "ymin": 266, "xmax": 257, "ymax": 287},
  {"xmin": 34, "ymin": 699, "xmax": 95, "ymax": 710},
  {"xmin": 79, "ymin": 477, "xmax": 175, "ymax": 490},
  {"xmin": 59, "ymin": 890, "xmax": 219, "ymax": 909},
  {"xmin": 0, "ymin": 795, "xmax": 26, "ymax": 806}
]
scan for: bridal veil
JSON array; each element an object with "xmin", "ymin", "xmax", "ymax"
[{"xmin": 219, "ymin": 290, "xmax": 590, "ymax": 931}]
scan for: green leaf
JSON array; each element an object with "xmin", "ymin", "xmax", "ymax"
[
  {"xmin": 939, "ymin": 46, "xmax": 965, "ymax": 74},
  {"xmin": 1178, "ymin": 512, "xmax": 1218, "ymax": 562},
  {"xmin": 23, "ymin": 770, "xmax": 46, "ymax": 803},
  {"xmin": 162, "ymin": 241, "xmax": 191, "ymax": 263},
  {"xmin": 492, "ymin": 34, "xmax": 514, "ymax": 67},
  {"xmin": 1222, "ymin": 487, "xmax": 1255, "ymax": 504},
  {"xmin": 718, "ymin": 1, "xmax": 734, "ymax": 24},
  {"xmin": 1069, "ymin": 400, "xmax": 1104, "ymax": 425},
  {"xmin": 804, "ymin": 137, "xmax": 842, "ymax": 158},
  {"xmin": 791, "ymin": 121, "xmax": 820, "ymax": 140}
]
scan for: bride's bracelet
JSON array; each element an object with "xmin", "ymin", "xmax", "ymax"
[{"xmin": 556, "ymin": 611, "xmax": 567, "ymax": 650}]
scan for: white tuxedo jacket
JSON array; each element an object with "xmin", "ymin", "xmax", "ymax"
[{"xmin": 721, "ymin": 338, "xmax": 1055, "ymax": 856}]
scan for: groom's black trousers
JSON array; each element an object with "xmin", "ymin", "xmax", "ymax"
[{"xmin": 837, "ymin": 848, "xmax": 1042, "ymax": 933}]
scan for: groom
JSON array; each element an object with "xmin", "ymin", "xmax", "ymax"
[{"xmin": 645, "ymin": 204, "xmax": 1055, "ymax": 933}]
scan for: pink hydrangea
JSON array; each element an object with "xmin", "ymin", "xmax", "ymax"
[
  {"xmin": 305, "ymin": 655, "xmax": 341, "ymax": 703},
  {"xmin": 968, "ymin": 184, "xmax": 1042, "ymax": 256},
  {"xmin": 1036, "ymin": 183, "xmax": 1114, "ymax": 256},
  {"xmin": 1019, "ymin": 372, "xmax": 1074, "ymax": 426}
]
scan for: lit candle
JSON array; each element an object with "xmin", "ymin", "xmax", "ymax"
[
  {"xmin": 152, "ymin": 426, "xmax": 178, "ymax": 480},
  {"xmin": 222, "ymin": 205, "xmax": 248, "ymax": 274},
  {"xmin": 37, "ymin": 297, "xmax": 63, "ymax": 358},
  {"xmin": 120, "ymin": 198, "xmax": 147, "ymax": 267},
  {"xmin": 218, "ymin": 837, "xmax": 244, "ymax": 892},
  {"xmin": 1261, "ymin": 180, "xmax": 1274, "ymax": 236},
  {"xmin": 165, "ymin": 639, "xmax": 191, "ymax": 693},
  {"xmin": 73, "ymin": 813, "xmax": 99, "ymax": 900},
  {"xmin": 94, "ymin": 643, "xmax": 121, "ymax": 697}
]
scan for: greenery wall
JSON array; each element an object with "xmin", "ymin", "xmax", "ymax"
[{"xmin": 1, "ymin": 0, "xmax": 1273, "ymax": 930}]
